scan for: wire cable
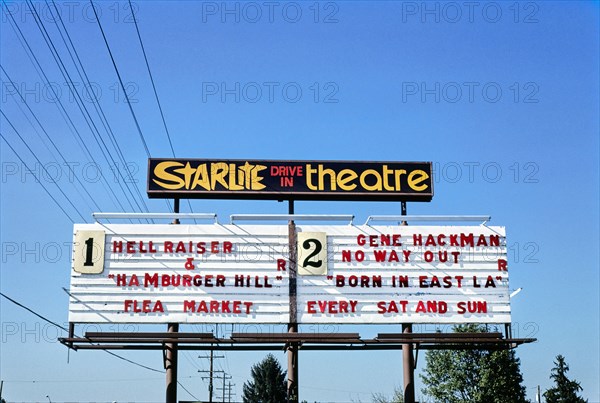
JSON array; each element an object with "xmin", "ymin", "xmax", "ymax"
[
  {"xmin": 88, "ymin": 0, "xmax": 150, "ymax": 158},
  {"xmin": 0, "ymin": 132, "xmax": 75, "ymax": 223},
  {"xmin": 0, "ymin": 66, "xmax": 101, "ymax": 214},
  {"xmin": 127, "ymin": 0, "xmax": 174, "ymax": 157},
  {"xmin": 22, "ymin": 0, "xmax": 150, "ymax": 221},
  {"xmin": 0, "ymin": 291, "xmax": 163, "ymax": 374},
  {"xmin": 126, "ymin": 0, "xmax": 197, "ymax": 219},
  {"xmin": 44, "ymin": 0, "xmax": 155, "ymax": 217},
  {"xmin": 1, "ymin": 115, "xmax": 87, "ymax": 222},
  {"xmin": 1, "ymin": 2, "xmax": 130, "ymax": 216},
  {"xmin": 177, "ymin": 380, "xmax": 200, "ymax": 401},
  {"xmin": 126, "ymin": 0, "xmax": 193, "ymax": 219},
  {"xmin": 88, "ymin": 0, "xmax": 173, "ymax": 215}
]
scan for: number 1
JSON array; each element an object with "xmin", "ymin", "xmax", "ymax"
[{"xmin": 84, "ymin": 237, "xmax": 94, "ymax": 266}]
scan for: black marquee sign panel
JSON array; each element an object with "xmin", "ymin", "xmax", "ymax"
[{"xmin": 147, "ymin": 159, "xmax": 433, "ymax": 201}]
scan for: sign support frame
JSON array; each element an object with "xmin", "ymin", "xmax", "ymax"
[
  {"xmin": 287, "ymin": 199, "xmax": 299, "ymax": 403},
  {"xmin": 401, "ymin": 201, "xmax": 416, "ymax": 403},
  {"xmin": 165, "ymin": 198, "xmax": 180, "ymax": 403}
]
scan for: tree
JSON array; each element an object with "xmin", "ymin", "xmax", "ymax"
[
  {"xmin": 543, "ymin": 355, "xmax": 586, "ymax": 403},
  {"xmin": 372, "ymin": 386, "xmax": 404, "ymax": 403},
  {"xmin": 421, "ymin": 324, "xmax": 528, "ymax": 403},
  {"xmin": 242, "ymin": 353, "xmax": 287, "ymax": 403}
]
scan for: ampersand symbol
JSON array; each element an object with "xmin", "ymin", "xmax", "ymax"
[{"xmin": 185, "ymin": 257, "xmax": 195, "ymax": 270}]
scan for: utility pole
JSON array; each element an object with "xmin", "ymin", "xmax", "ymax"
[
  {"xmin": 215, "ymin": 373, "xmax": 232, "ymax": 403},
  {"xmin": 226, "ymin": 381, "xmax": 236, "ymax": 403},
  {"xmin": 198, "ymin": 364, "xmax": 224, "ymax": 402},
  {"xmin": 199, "ymin": 325, "xmax": 225, "ymax": 403}
]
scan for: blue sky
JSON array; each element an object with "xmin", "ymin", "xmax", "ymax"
[{"xmin": 1, "ymin": 1, "xmax": 598, "ymax": 402}]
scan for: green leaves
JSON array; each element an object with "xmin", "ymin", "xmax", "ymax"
[{"xmin": 421, "ymin": 324, "xmax": 528, "ymax": 403}]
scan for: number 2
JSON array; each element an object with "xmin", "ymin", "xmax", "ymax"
[{"xmin": 302, "ymin": 239, "xmax": 323, "ymax": 268}]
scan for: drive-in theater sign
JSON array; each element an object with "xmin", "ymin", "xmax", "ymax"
[{"xmin": 63, "ymin": 158, "xmax": 531, "ymax": 403}]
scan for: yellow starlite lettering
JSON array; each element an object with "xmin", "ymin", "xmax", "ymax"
[
  {"xmin": 210, "ymin": 162, "xmax": 229, "ymax": 190},
  {"xmin": 251, "ymin": 165, "xmax": 266, "ymax": 190},
  {"xmin": 228, "ymin": 163, "xmax": 243, "ymax": 190},
  {"xmin": 190, "ymin": 163, "xmax": 210, "ymax": 191},
  {"xmin": 152, "ymin": 161, "xmax": 185, "ymax": 190},
  {"xmin": 174, "ymin": 162, "xmax": 198, "ymax": 189},
  {"xmin": 239, "ymin": 162, "xmax": 254, "ymax": 189}
]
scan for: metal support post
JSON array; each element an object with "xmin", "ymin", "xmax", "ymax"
[
  {"xmin": 287, "ymin": 200, "xmax": 299, "ymax": 403},
  {"xmin": 401, "ymin": 201, "xmax": 415, "ymax": 403},
  {"xmin": 166, "ymin": 198, "xmax": 180, "ymax": 403},
  {"xmin": 165, "ymin": 323, "xmax": 179, "ymax": 403},
  {"xmin": 68, "ymin": 322, "xmax": 75, "ymax": 350},
  {"xmin": 402, "ymin": 323, "xmax": 415, "ymax": 403},
  {"xmin": 505, "ymin": 323, "xmax": 513, "ymax": 339}
]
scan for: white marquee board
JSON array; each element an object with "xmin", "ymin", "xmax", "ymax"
[
  {"xmin": 69, "ymin": 224, "xmax": 290, "ymax": 323},
  {"xmin": 296, "ymin": 225, "xmax": 510, "ymax": 324},
  {"xmin": 68, "ymin": 223, "xmax": 510, "ymax": 324}
]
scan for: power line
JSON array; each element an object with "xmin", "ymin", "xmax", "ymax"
[
  {"xmin": 127, "ymin": 0, "xmax": 175, "ymax": 158},
  {"xmin": 1, "ymin": 115, "xmax": 86, "ymax": 222},
  {"xmin": 0, "ymin": 66, "xmax": 101, "ymax": 214},
  {"xmin": 88, "ymin": 0, "xmax": 174, "ymax": 215},
  {"xmin": 177, "ymin": 380, "xmax": 200, "ymax": 401},
  {"xmin": 0, "ymin": 133, "xmax": 75, "ymax": 223},
  {"xmin": 43, "ymin": 0, "xmax": 155, "ymax": 218},
  {"xmin": 2, "ymin": 291, "xmax": 200, "ymax": 399},
  {"xmin": 88, "ymin": 0, "xmax": 150, "ymax": 158},
  {"xmin": 126, "ymin": 0, "xmax": 193, "ymax": 219},
  {"xmin": 22, "ymin": 0, "xmax": 143, "ymax": 215},
  {"xmin": 3, "ymin": 375, "xmax": 203, "ymax": 384},
  {"xmin": 0, "ymin": 291, "xmax": 163, "ymax": 374},
  {"xmin": 22, "ymin": 0, "xmax": 150, "ymax": 220},
  {"xmin": 23, "ymin": 0, "xmax": 145, "ymax": 214},
  {"xmin": 1, "ymin": 1, "xmax": 130, "ymax": 216}
]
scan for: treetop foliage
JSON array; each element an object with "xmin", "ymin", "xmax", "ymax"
[
  {"xmin": 242, "ymin": 353, "xmax": 287, "ymax": 403},
  {"xmin": 543, "ymin": 354, "xmax": 586, "ymax": 403},
  {"xmin": 421, "ymin": 324, "xmax": 528, "ymax": 403}
]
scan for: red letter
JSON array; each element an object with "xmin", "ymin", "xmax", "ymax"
[
  {"xmin": 498, "ymin": 259, "xmax": 507, "ymax": 271},
  {"xmin": 277, "ymin": 259, "xmax": 286, "ymax": 271},
  {"xmin": 113, "ymin": 241, "xmax": 123, "ymax": 253}
]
